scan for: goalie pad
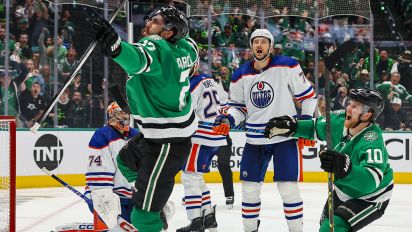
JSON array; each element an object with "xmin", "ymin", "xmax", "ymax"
[{"xmin": 91, "ymin": 188, "xmax": 121, "ymax": 229}]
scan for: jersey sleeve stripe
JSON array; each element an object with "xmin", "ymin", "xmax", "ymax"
[
  {"xmin": 131, "ymin": 43, "xmax": 153, "ymax": 75},
  {"xmin": 228, "ymin": 102, "xmax": 246, "ymax": 107},
  {"xmin": 89, "ymin": 137, "xmax": 123, "ymax": 149},
  {"xmin": 86, "ymin": 172, "xmax": 114, "ymax": 176},
  {"xmin": 246, "ymin": 122, "xmax": 267, "ymax": 127},
  {"xmin": 294, "ymin": 86, "xmax": 313, "ymax": 97},
  {"xmin": 295, "ymin": 89, "xmax": 316, "ymax": 102},
  {"xmin": 366, "ymin": 167, "xmax": 382, "ymax": 188}
]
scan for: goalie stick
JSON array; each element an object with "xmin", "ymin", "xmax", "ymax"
[
  {"xmin": 323, "ymin": 40, "xmax": 356, "ymax": 232},
  {"xmin": 30, "ymin": 0, "xmax": 127, "ymax": 133},
  {"xmin": 41, "ymin": 168, "xmax": 137, "ymax": 232}
]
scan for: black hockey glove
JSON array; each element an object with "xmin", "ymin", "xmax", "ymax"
[
  {"xmin": 319, "ymin": 149, "xmax": 352, "ymax": 179},
  {"xmin": 88, "ymin": 16, "xmax": 121, "ymax": 58},
  {"xmin": 264, "ymin": 115, "xmax": 297, "ymax": 139}
]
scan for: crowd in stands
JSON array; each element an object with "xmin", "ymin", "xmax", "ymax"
[{"xmin": 1, "ymin": 0, "xmax": 412, "ymax": 131}]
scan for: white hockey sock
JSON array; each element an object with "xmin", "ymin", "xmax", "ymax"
[
  {"xmin": 242, "ymin": 181, "xmax": 263, "ymax": 232},
  {"xmin": 277, "ymin": 182, "xmax": 303, "ymax": 232},
  {"xmin": 181, "ymin": 171, "xmax": 203, "ymax": 220},
  {"xmin": 200, "ymin": 177, "xmax": 213, "ymax": 216}
]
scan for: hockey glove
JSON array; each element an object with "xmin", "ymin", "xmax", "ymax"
[
  {"xmin": 88, "ymin": 16, "xmax": 121, "ymax": 58},
  {"xmin": 213, "ymin": 114, "xmax": 235, "ymax": 136},
  {"xmin": 319, "ymin": 149, "xmax": 352, "ymax": 179},
  {"xmin": 264, "ymin": 115, "xmax": 297, "ymax": 139}
]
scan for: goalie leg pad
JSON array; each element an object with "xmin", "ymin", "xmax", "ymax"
[
  {"xmin": 91, "ymin": 188, "xmax": 121, "ymax": 229},
  {"xmin": 242, "ymin": 181, "xmax": 263, "ymax": 232},
  {"xmin": 181, "ymin": 171, "xmax": 203, "ymax": 220},
  {"xmin": 277, "ymin": 182, "xmax": 303, "ymax": 232}
]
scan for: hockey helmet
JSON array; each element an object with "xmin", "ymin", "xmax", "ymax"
[
  {"xmin": 146, "ymin": 6, "xmax": 190, "ymax": 43},
  {"xmin": 348, "ymin": 88, "xmax": 384, "ymax": 120},
  {"xmin": 249, "ymin": 29, "xmax": 274, "ymax": 49},
  {"xmin": 107, "ymin": 102, "xmax": 130, "ymax": 131}
]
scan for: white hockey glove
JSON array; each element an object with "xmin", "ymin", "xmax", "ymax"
[{"xmin": 91, "ymin": 188, "xmax": 121, "ymax": 229}]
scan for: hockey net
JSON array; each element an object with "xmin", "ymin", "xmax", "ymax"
[{"xmin": 0, "ymin": 116, "xmax": 16, "ymax": 232}]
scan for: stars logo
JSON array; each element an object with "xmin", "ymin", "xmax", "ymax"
[
  {"xmin": 27, "ymin": 103, "xmax": 36, "ymax": 110},
  {"xmin": 364, "ymin": 131, "xmax": 378, "ymax": 141}
]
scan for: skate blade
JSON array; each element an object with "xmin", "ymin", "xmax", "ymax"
[{"xmin": 207, "ymin": 228, "xmax": 218, "ymax": 232}]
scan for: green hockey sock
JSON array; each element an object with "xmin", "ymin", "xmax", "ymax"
[{"xmin": 131, "ymin": 208, "xmax": 163, "ymax": 232}]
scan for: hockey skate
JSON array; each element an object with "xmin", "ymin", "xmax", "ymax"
[
  {"xmin": 204, "ymin": 205, "xmax": 218, "ymax": 232},
  {"xmin": 176, "ymin": 216, "xmax": 205, "ymax": 232},
  {"xmin": 225, "ymin": 196, "xmax": 234, "ymax": 209}
]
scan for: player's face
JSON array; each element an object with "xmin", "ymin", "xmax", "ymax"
[
  {"xmin": 144, "ymin": 15, "xmax": 165, "ymax": 36},
  {"xmin": 252, "ymin": 37, "xmax": 271, "ymax": 61},
  {"xmin": 344, "ymin": 100, "xmax": 365, "ymax": 128}
]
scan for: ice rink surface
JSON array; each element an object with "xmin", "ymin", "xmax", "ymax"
[{"xmin": 16, "ymin": 183, "xmax": 412, "ymax": 232}]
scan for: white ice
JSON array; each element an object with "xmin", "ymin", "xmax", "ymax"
[{"xmin": 16, "ymin": 183, "xmax": 412, "ymax": 232}]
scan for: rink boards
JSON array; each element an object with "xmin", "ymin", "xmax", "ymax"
[{"xmin": 14, "ymin": 129, "xmax": 412, "ymax": 188}]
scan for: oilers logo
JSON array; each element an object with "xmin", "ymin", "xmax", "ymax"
[{"xmin": 250, "ymin": 81, "xmax": 274, "ymax": 108}]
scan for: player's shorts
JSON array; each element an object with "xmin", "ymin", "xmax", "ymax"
[
  {"xmin": 320, "ymin": 191, "xmax": 390, "ymax": 231},
  {"xmin": 182, "ymin": 143, "xmax": 219, "ymax": 173},
  {"xmin": 240, "ymin": 139, "xmax": 302, "ymax": 182}
]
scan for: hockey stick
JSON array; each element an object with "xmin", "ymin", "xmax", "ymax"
[
  {"xmin": 109, "ymin": 84, "xmax": 131, "ymax": 113},
  {"xmin": 30, "ymin": 0, "xmax": 127, "ymax": 133},
  {"xmin": 323, "ymin": 40, "xmax": 356, "ymax": 232},
  {"xmin": 198, "ymin": 121, "xmax": 265, "ymax": 134},
  {"xmin": 41, "ymin": 167, "xmax": 137, "ymax": 232}
]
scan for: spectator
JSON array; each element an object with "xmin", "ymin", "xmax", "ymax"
[
  {"xmin": 67, "ymin": 90, "xmax": 87, "ymax": 127},
  {"xmin": 0, "ymin": 26, "xmax": 16, "ymax": 64},
  {"xmin": 350, "ymin": 69, "xmax": 371, "ymax": 89},
  {"xmin": 391, "ymin": 50, "xmax": 412, "ymax": 91},
  {"xmin": 28, "ymin": 0, "xmax": 49, "ymax": 49},
  {"xmin": 383, "ymin": 98, "xmax": 411, "ymax": 131},
  {"xmin": 47, "ymin": 35, "xmax": 67, "ymax": 65},
  {"xmin": 364, "ymin": 50, "xmax": 394, "ymax": 83},
  {"xmin": 332, "ymin": 86, "xmax": 349, "ymax": 110},
  {"xmin": 376, "ymin": 72, "xmax": 412, "ymax": 103},
  {"xmin": 274, "ymin": 43, "xmax": 283, "ymax": 55},
  {"xmin": 23, "ymin": 59, "xmax": 45, "ymax": 93},
  {"xmin": 56, "ymin": 88, "xmax": 71, "ymax": 127},
  {"xmin": 60, "ymin": 46, "xmax": 80, "ymax": 80},
  {"xmin": 18, "ymin": 33, "xmax": 32, "ymax": 59},
  {"xmin": 19, "ymin": 81, "xmax": 46, "ymax": 128},
  {"xmin": 0, "ymin": 61, "xmax": 28, "ymax": 127},
  {"xmin": 38, "ymin": 27, "xmax": 51, "ymax": 66},
  {"xmin": 218, "ymin": 23, "xmax": 235, "ymax": 47}
]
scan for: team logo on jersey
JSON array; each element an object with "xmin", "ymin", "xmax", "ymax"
[
  {"xmin": 364, "ymin": 131, "xmax": 378, "ymax": 141},
  {"xmin": 250, "ymin": 81, "xmax": 274, "ymax": 108}
]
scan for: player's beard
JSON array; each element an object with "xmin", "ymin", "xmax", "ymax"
[{"xmin": 253, "ymin": 48, "xmax": 270, "ymax": 61}]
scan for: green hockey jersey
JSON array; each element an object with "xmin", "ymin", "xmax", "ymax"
[
  {"xmin": 113, "ymin": 35, "xmax": 199, "ymax": 139},
  {"xmin": 294, "ymin": 111, "xmax": 393, "ymax": 203}
]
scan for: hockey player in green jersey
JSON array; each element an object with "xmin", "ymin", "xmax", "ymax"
[
  {"xmin": 89, "ymin": 6, "xmax": 198, "ymax": 232},
  {"xmin": 264, "ymin": 88, "xmax": 393, "ymax": 232}
]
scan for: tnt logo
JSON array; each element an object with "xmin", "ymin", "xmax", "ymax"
[
  {"xmin": 250, "ymin": 81, "xmax": 274, "ymax": 108},
  {"xmin": 33, "ymin": 134, "xmax": 64, "ymax": 171}
]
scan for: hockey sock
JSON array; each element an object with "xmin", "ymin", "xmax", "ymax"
[
  {"xmin": 277, "ymin": 182, "xmax": 303, "ymax": 232},
  {"xmin": 242, "ymin": 181, "xmax": 263, "ymax": 232},
  {"xmin": 200, "ymin": 176, "xmax": 213, "ymax": 216},
  {"xmin": 131, "ymin": 208, "xmax": 163, "ymax": 232},
  {"xmin": 319, "ymin": 215, "xmax": 351, "ymax": 232},
  {"xmin": 181, "ymin": 171, "xmax": 203, "ymax": 220}
]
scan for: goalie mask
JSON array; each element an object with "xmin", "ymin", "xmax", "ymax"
[
  {"xmin": 107, "ymin": 102, "xmax": 130, "ymax": 132},
  {"xmin": 250, "ymin": 29, "xmax": 274, "ymax": 62}
]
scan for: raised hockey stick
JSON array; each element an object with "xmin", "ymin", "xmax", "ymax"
[
  {"xmin": 109, "ymin": 84, "xmax": 131, "ymax": 113},
  {"xmin": 323, "ymin": 40, "xmax": 356, "ymax": 232},
  {"xmin": 41, "ymin": 168, "xmax": 137, "ymax": 232},
  {"xmin": 199, "ymin": 121, "xmax": 265, "ymax": 134},
  {"xmin": 30, "ymin": 0, "xmax": 127, "ymax": 133}
]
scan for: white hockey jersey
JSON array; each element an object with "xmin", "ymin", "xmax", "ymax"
[
  {"xmin": 190, "ymin": 73, "xmax": 227, "ymax": 147},
  {"xmin": 85, "ymin": 126, "xmax": 139, "ymax": 200},
  {"xmin": 227, "ymin": 55, "xmax": 317, "ymax": 145}
]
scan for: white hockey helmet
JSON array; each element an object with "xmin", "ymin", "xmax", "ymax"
[{"xmin": 249, "ymin": 29, "xmax": 274, "ymax": 49}]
